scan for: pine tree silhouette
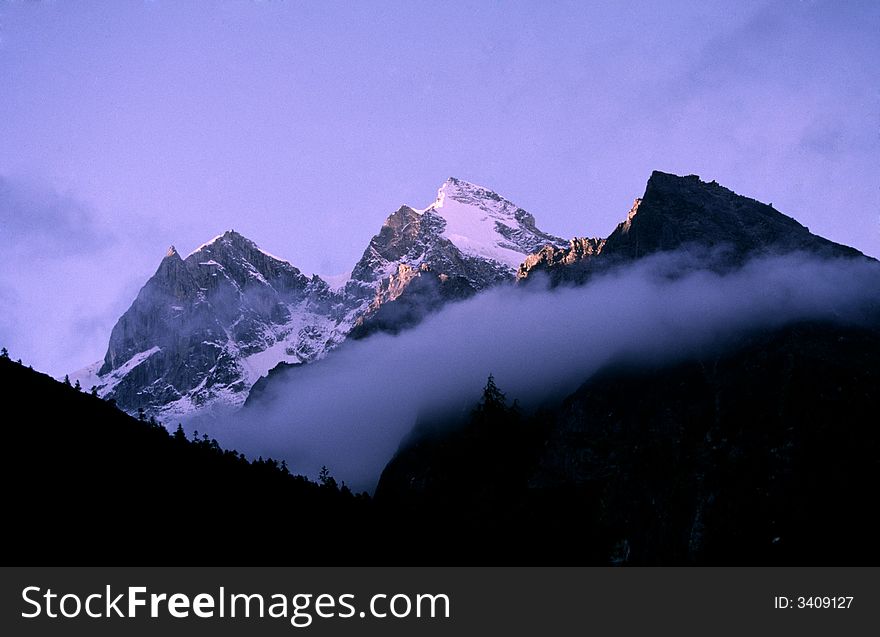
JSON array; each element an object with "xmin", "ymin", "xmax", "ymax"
[
  {"xmin": 476, "ymin": 374, "xmax": 506, "ymax": 414},
  {"xmin": 318, "ymin": 465, "xmax": 338, "ymax": 490}
]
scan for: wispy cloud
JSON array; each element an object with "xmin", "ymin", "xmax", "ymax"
[
  {"xmin": 200, "ymin": 251, "xmax": 880, "ymax": 492},
  {"xmin": 0, "ymin": 175, "xmax": 113, "ymax": 256}
]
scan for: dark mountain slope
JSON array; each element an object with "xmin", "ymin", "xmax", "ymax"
[
  {"xmin": 519, "ymin": 171, "xmax": 867, "ymax": 284},
  {"xmin": 603, "ymin": 171, "xmax": 862, "ymax": 261},
  {"xmin": 1, "ymin": 356, "xmax": 370, "ymax": 564},
  {"xmin": 375, "ymin": 320, "xmax": 880, "ymax": 564}
]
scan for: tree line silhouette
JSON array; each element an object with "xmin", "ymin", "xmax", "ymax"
[
  {"xmin": 3, "ymin": 344, "xmax": 519, "ymax": 565},
  {"xmin": 1, "ymin": 349, "xmax": 371, "ymax": 564}
]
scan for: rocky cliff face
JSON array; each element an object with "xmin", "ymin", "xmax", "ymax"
[
  {"xmin": 517, "ymin": 237, "xmax": 605, "ymax": 280},
  {"xmin": 248, "ymin": 178, "xmax": 568, "ymax": 401},
  {"xmin": 73, "ymin": 231, "xmax": 351, "ymax": 418},
  {"xmin": 72, "ymin": 179, "xmax": 564, "ymax": 418},
  {"xmin": 346, "ymin": 177, "xmax": 567, "ymax": 336},
  {"xmin": 518, "ymin": 171, "xmax": 865, "ymax": 284}
]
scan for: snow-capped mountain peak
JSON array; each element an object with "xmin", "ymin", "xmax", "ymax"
[
  {"xmin": 72, "ymin": 179, "xmax": 567, "ymax": 420},
  {"xmin": 71, "ymin": 229, "xmax": 354, "ymax": 420},
  {"xmin": 350, "ymin": 178, "xmax": 565, "ymax": 287},
  {"xmin": 413, "ymin": 177, "xmax": 562, "ymax": 269},
  {"xmin": 185, "ymin": 229, "xmax": 281, "ymax": 262}
]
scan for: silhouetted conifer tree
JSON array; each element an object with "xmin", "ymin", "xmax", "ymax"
[
  {"xmin": 319, "ymin": 465, "xmax": 338, "ymax": 490},
  {"xmin": 476, "ymin": 374, "xmax": 506, "ymax": 414}
]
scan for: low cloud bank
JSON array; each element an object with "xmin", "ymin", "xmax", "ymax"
[{"xmin": 200, "ymin": 251, "xmax": 880, "ymax": 491}]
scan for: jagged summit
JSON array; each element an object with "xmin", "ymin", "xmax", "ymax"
[
  {"xmin": 71, "ymin": 226, "xmax": 347, "ymax": 418},
  {"xmin": 351, "ymin": 177, "xmax": 565, "ymax": 282},
  {"xmin": 602, "ymin": 171, "xmax": 862, "ymax": 261},
  {"xmin": 345, "ymin": 178, "xmax": 566, "ymax": 331},
  {"xmin": 418, "ymin": 176, "xmax": 494, "ymax": 202},
  {"xmin": 433, "ymin": 176, "xmax": 503, "ymax": 204},
  {"xmin": 427, "ymin": 176, "xmax": 519, "ymax": 214},
  {"xmin": 518, "ymin": 170, "xmax": 866, "ymax": 283},
  {"xmin": 411, "ymin": 177, "xmax": 567, "ymax": 269},
  {"xmin": 188, "ymin": 229, "xmax": 268, "ymax": 258}
]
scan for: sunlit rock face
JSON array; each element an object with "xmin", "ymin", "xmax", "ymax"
[
  {"xmin": 346, "ymin": 178, "xmax": 567, "ymax": 338},
  {"xmin": 517, "ymin": 237, "xmax": 606, "ymax": 281}
]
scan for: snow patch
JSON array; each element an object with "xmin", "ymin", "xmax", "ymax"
[
  {"xmin": 110, "ymin": 347, "xmax": 161, "ymax": 379},
  {"xmin": 66, "ymin": 361, "xmax": 103, "ymax": 393},
  {"xmin": 67, "ymin": 347, "xmax": 162, "ymax": 398},
  {"xmin": 415, "ymin": 179, "xmax": 540, "ymax": 269}
]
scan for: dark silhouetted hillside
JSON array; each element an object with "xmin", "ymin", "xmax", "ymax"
[
  {"xmin": 1, "ymin": 356, "xmax": 371, "ymax": 564},
  {"xmin": 376, "ymin": 321, "xmax": 880, "ymax": 565}
]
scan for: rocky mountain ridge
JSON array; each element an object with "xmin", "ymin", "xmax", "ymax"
[
  {"xmin": 517, "ymin": 171, "xmax": 864, "ymax": 284},
  {"xmin": 72, "ymin": 178, "xmax": 565, "ymax": 418},
  {"xmin": 72, "ymin": 171, "xmax": 868, "ymax": 420},
  {"xmin": 73, "ymin": 231, "xmax": 348, "ymax": 418}
]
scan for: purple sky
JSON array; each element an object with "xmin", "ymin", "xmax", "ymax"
[{"xmin": 1, "ymin": 0, "xmax": 878, "ymax": 376}]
